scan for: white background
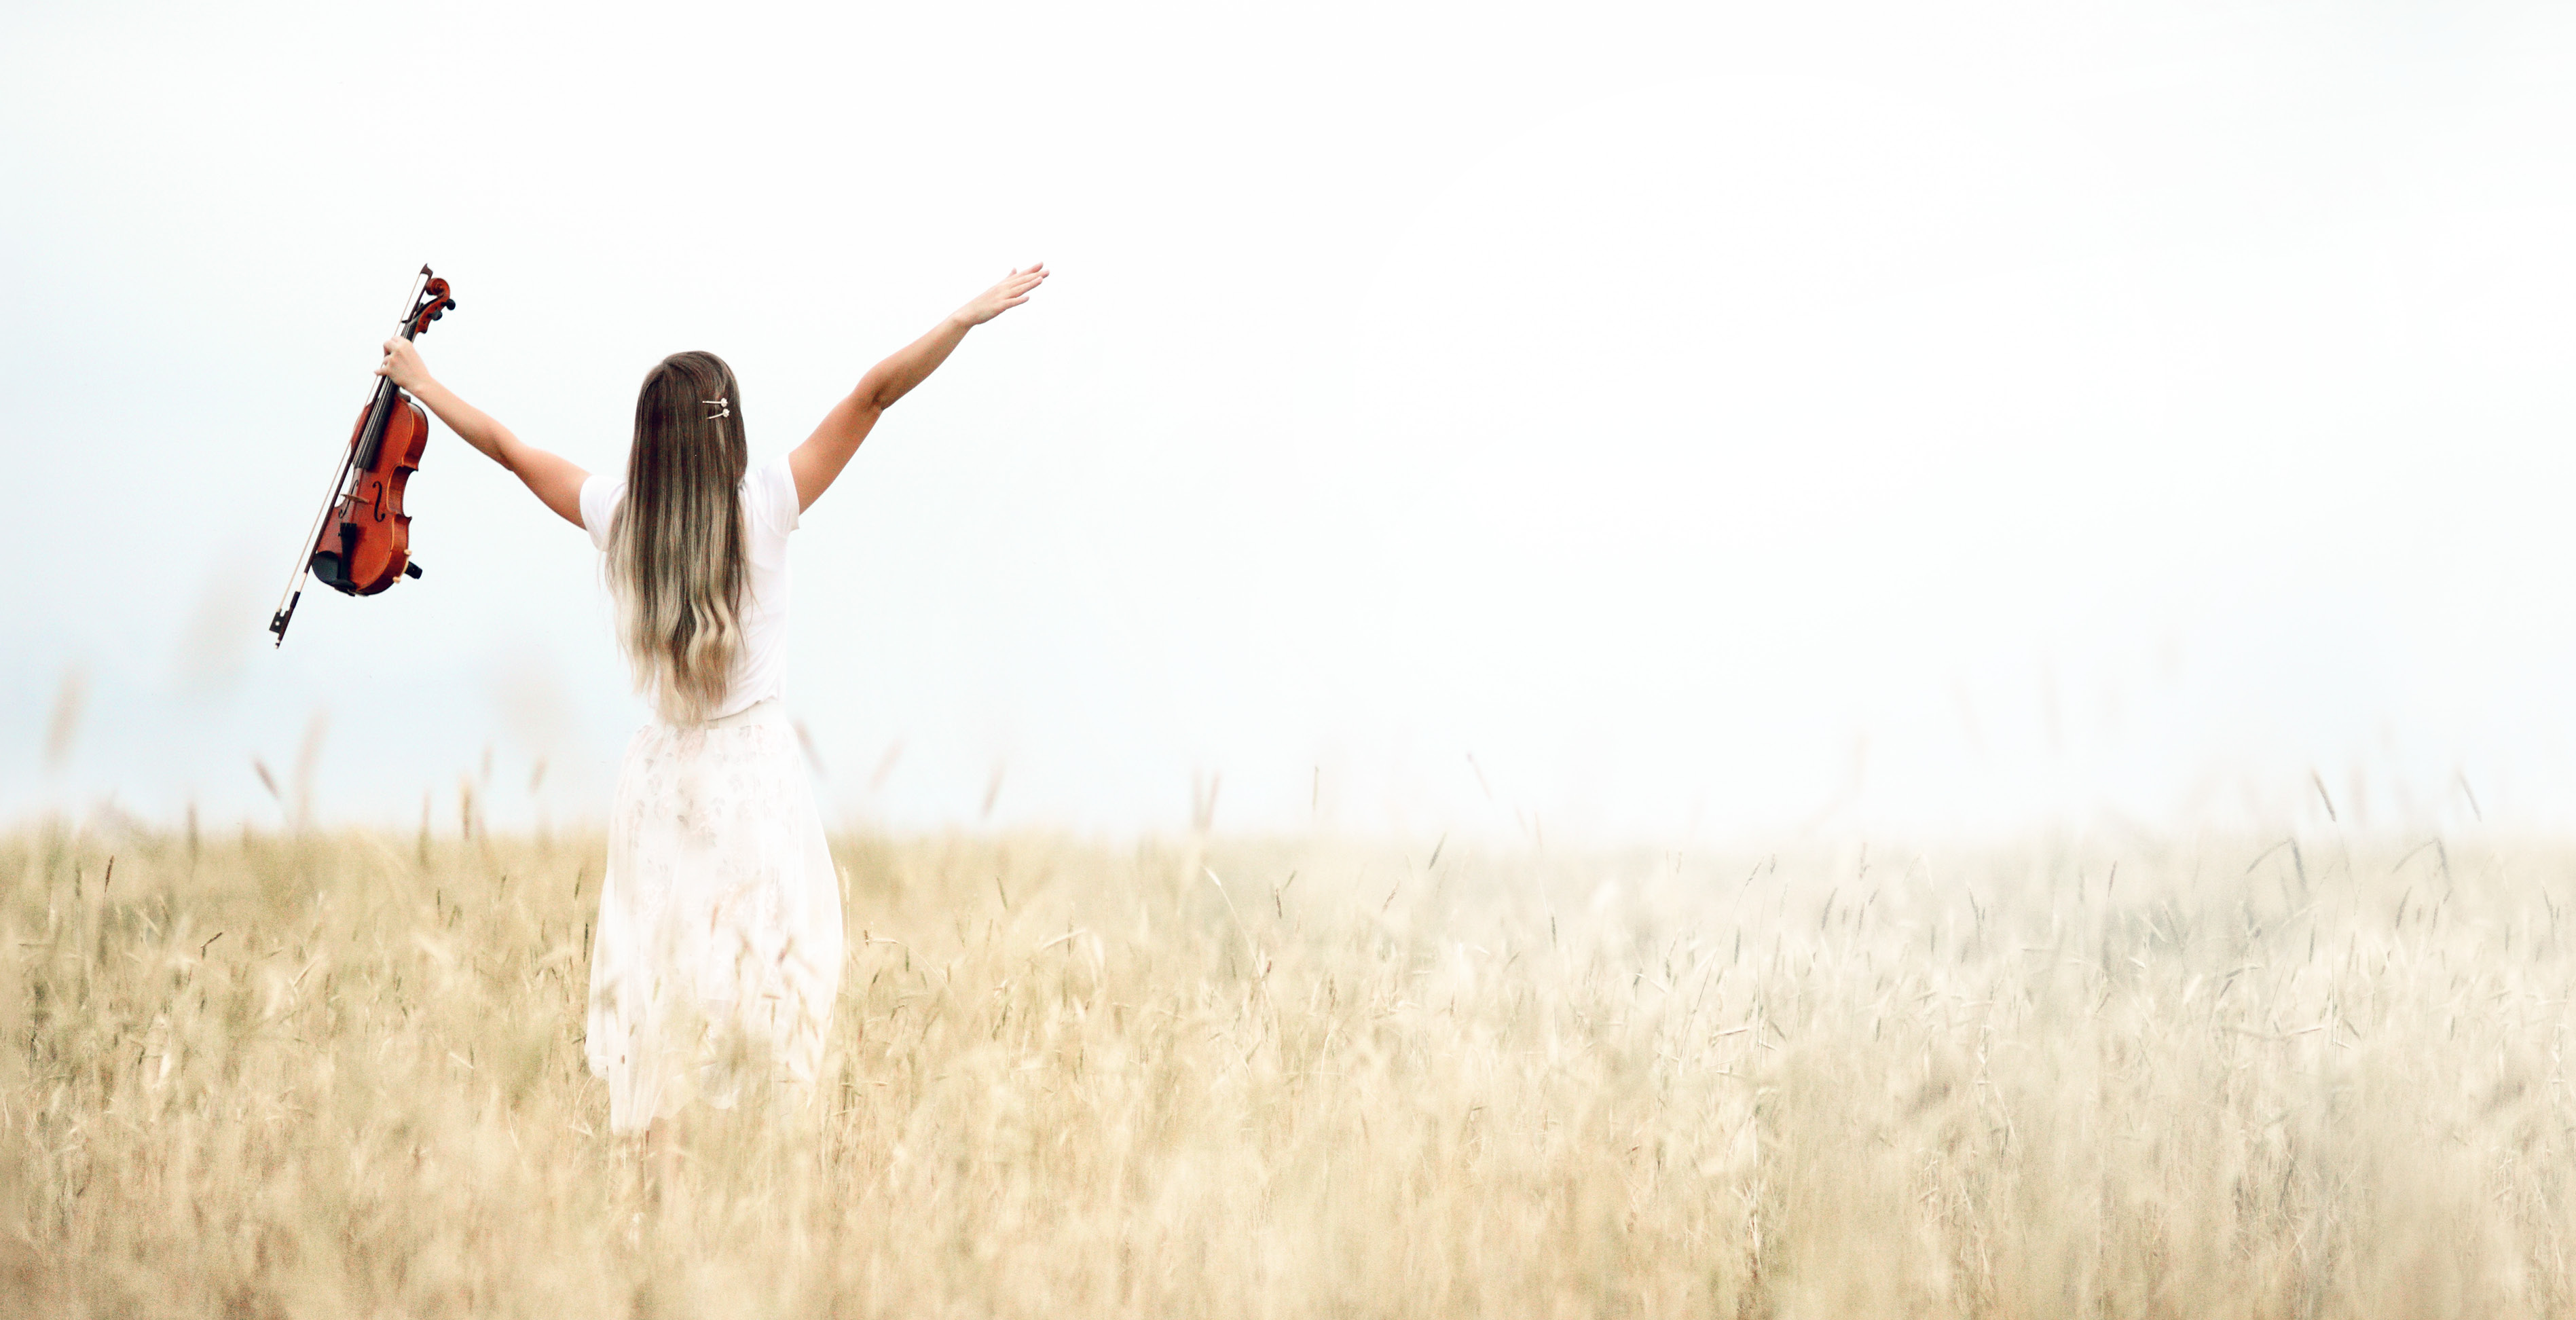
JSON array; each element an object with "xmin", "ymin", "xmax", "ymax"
[{"xmin": 5, "ymin": 0, "xmax": 2573, "ymax": 843}]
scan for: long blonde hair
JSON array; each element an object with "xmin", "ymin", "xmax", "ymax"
[{"xmin": 607, "ymin": 350, "xmax": 748, "ymax": 725}]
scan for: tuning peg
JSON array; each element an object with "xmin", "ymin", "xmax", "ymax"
[{"xmin": 445, "ymin": 299, "xmax": 458, "ymax": 312}]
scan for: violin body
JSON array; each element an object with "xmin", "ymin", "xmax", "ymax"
[{"xmin": 310, "ymin": 394, "xmax": 428, "ymax": 594}]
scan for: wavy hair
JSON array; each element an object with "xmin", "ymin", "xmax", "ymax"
[{"xmin": 606, "ymin": 350, "xmax": 748, "ymax": 725}]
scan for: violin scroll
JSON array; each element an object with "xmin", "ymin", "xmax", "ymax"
[{"xmin": 405, "ymin": 269, "xmax": 457, "ymax": 337}]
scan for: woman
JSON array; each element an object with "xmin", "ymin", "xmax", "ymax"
[{"xmin": 375, "ymin": 263, "xmax": 1050, "ymax": 1136}]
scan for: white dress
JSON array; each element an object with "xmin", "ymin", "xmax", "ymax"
[{"xmin": 579, "ymin": 456, "xmax": 845, "ymax": 1133}]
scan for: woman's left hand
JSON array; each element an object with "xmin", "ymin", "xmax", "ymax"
[
  {"xmin": 951, "ymin": 263, "xmax": 1049, "ymax": 327},
  {"xmin": 375, "ymin": 337, "xmax": 435, "ymax": 393}
]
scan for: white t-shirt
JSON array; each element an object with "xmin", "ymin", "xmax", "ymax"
[{"xmin": 581, "ymin": 452, "xmax": 801, "ymax": 723}]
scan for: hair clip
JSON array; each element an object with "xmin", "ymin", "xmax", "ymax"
[{"xmin": 703, "ymin": 397, "xmax": 731, "ymax": 421}]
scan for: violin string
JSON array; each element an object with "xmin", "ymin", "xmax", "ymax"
[{"xmin": 350, "ymin": 270, "xmax": 425, "ymax": 473}]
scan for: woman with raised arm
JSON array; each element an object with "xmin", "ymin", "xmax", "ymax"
[{"xmin": 374, "ymin": 264, "xmax": 1050, "ymax": 1140}]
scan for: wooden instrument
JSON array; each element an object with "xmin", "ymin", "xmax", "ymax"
[{"xmin": 269, "ymin": 267, "xmax": 457, "ymax": 646}]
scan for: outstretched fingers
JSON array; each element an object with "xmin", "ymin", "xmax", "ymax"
[
  {"xmin": 962, "ymin": 263, "xmax": 1050, "ymax": 323},
  {"xmin": 1008, "ymin": 264, "xmax": 1048, "ymax": 305}
]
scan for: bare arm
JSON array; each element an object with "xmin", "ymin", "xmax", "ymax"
[
  {"xmin": 790, "ymin": 263, "xmax": 1048, "ymax": 512},
  {"xmin": 377, "ymin": 338, "xmax": 589, "ymax": 529}
]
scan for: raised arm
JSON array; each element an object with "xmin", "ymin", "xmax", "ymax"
[
  {"xmin": 790, "ymin": 263, "xmax": 1049, "ymax": 513},
  {"xmin": 377, "ymin": 338, "xmax": 589, "ymax": 529}
]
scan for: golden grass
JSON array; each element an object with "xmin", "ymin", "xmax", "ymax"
[{"xmin": 3, "ymin": 824, "xmax": 2568, "ymax": 1317}]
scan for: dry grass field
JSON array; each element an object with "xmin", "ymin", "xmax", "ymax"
[{"xmin": 4, "ymin": 821, "xmax": 2571, "ymax": 1317}]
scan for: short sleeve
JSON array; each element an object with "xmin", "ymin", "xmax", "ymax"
[
  {"xmin": 579, "ymin": 473, "xmax": 623, "ymax": 551},
  {"xmin": 752, "ymin": 453, "xmax": 801, "ymax": 534}
]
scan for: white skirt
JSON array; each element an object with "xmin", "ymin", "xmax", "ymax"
[{"xmin": 585, "ymin": 699, "xmax": 844, "ymax": 1133}]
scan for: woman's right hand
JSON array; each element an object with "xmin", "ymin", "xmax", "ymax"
[
  {"xmin": 793, "ymin": 263, "xmax": 1054, "ymax": 512},
  {"xmin": 951, "ymin": 264, "xmax": 1049, "ymax": 327}
]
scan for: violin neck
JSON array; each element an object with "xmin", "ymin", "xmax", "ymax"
[{"xmin": 352, "ymin": 323, "xmax": 423, "ymax": 471}]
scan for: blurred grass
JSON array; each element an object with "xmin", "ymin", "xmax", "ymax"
[{"xmin": 4, "ymin": 822, "xmax": 2572, "ymax": 1317}]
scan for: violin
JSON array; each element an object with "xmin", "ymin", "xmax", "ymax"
[{"xmin": 268, "ymin": 267, "xmax": 458, "ymax": 646}]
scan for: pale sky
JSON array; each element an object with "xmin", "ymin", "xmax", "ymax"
[{"xmin": 6, "ymin": 0, "xmax": 2575, "ymax": 842}]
